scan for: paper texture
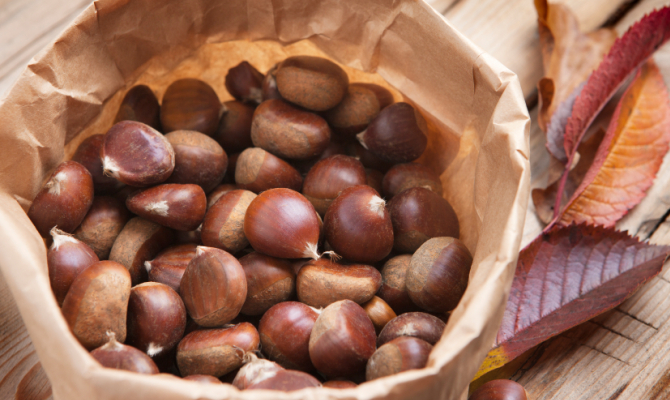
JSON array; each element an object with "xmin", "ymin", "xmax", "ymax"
[{"xmin": 0, "ymin": 0, "xmax": 530, "ymax": 399}]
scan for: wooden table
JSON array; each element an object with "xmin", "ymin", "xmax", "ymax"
[{"xmin": 2, "ymin": 0, "xmax": 670, "ymax": 399}]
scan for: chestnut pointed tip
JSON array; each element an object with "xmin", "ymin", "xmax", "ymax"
[
  {"xmin": 303, "ymin": 242, "xmax": 320, "ymax": 260},
  {"xmin": 146, "ymin": 342, "xmax": 164, "ymax": 357},
  {"xmin": 368, "ymin": 195, "xmax": 386, "ymax": 218},
  {"xmin": 145, "ymin": 200, "xmax": 170, "ymax": 216},
  {"xmin": 50, "ymin": 227, "xmax": 78, "ymax": 250},
  {"xmin": 144, "ymin": 260, "xmax": 152, "ymax": 272},
  {"xmin": 45, "ymin": 172, "xmax": 67, "ymax": 195},
  {"xmin": 101, "ymin": 156, "xmax": 121, "ymax": 179},
  {"xmin": 356, "ymin": 130, "xmax": 368, "ymax": 149}
]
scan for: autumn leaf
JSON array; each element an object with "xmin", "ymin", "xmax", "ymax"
[{"xmin": 473, "ymin": 224, "xmax": 670, "ymax": 380}]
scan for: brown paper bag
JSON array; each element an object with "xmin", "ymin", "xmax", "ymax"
[{"xmin": 0, "ymin": 0, "xmax": 530, "ymax": 398}]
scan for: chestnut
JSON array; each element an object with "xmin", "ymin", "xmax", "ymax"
[
  {"xmin": 362, "ymin": 296, "xmax": 397, "ymax": 335},
  {"xmin": 323, "ymin": 380, "xmax": 357, "ymax": 389},
  {"xmin": 73, "ymin": 196, "xmax": 130, "ymax": 260},
  {"xmin": 114, "ymin": 85, "xmax": 161, "ymax": 130},
  {"xmin": 176, "ymin": 322, "xmax": 259, "ymax": 377},
  {"xmin": 207, "ymin": 184, "xmax": 238, "ymax": 209},
  {"xmin": 296, "ymin": 258, "xmax": 381, "ymax": 308},
  {"xmin": 215, "ymin": 100, "xmax": 255, "ymax": 153},
  {"xmin": 323, "ymin": 185, "xmax": 393, "ymax": 264},
  {"xmin": 145, "ymin": 243, "xmax": 197, "ymax": 293},
  {"xmin": 292, "ymin": 140, "xmax": 348, "ymax": 175},
  {"xmin": 365, "ymin": 168, "xmax": 384, "ymax": 194},
  {"xmin": 175, "ymin": 228, "xmax": 201, "ymax": 245},
  {"xmin": 164, "ymin": 130, "xmax": 228, "ymax": 193},
  {"xmin": 47, "ymin": 227, "xmax": 99, "ymax": 305},
  {"xmin": 160, "ymin": 78, "xmax": 222, "ymax": 136},
  {"xmin": 201, "ymin": 189, "xmax": 256, "ymax": 254},
  {"xmin": 378, "ymin": 255, "xmax": 418, "ymax": 314},
  {"xmin": 225, "ymin": 61, "xmax": 264, "ymax": 104},
  {"xmin": 365, "ymin": 336, "xmax": 432, "ymax": 381},
  {"xmin": 71, "ymin": 134, "xmax": 124, "ymax": 194},
  {"xmin": 109, "ymin": 217, "xmax": 175, "ymax": 285},
  {"xmin": 347, "ymin": 141, "xmax": 394, "ymax": 173},
  {"xmin": 324, "ymin": 83, "xmax": 383, "ymax": 137},
  {"xmin": 239, "ymin": 252, "xmax": 295, "ymax": 315},
  {"xmin": 357, "ymin": 102, "xmax": 427, "ymax": 163},
  {"xmin": 382, "ymin": 162, "xmax": 443, "ymax": 199},
  {"xmin": 407, "ymin": 237, "xmax": 472, "ymax": 313},
  {"xmin": 101, "ymin": 121, "xmax": 175, "ymax": 187},
  {"xmin": 91, "ymin": 332, "xmax": 159, "ymax": 374},
  {"xmin": 350, "ymin": 83, "xmax": 394, "ymax": 109},
  {"xmin": 389, "ymin": 187, "xmax": 459, "ymax": 253},
  {"xmin": 259, "ymin": 301, "xmax": 319, "ymax": 372},
  {"xmin": 246, "ymin": 370, "xmax": 321, "ymax": 391},
  {"xmin": 275, "ymin": 55, "xmax": 349, "ymax": 111},
  {"xmin": 470, "ymin": 380, "xmax": 529, "ymax": 400},
  {"xmin": 183, "ymin": 375, "xmax": 224, "ymax": 384},
  {"xmin": 235, "ymin": 147, "xmax": 303, "ymax": 193},
  {"xmin": 126, "ymin": 282, "xmax": 187, "ymax": 357},
  {"xmin": 302, "ymin": 155, "xmax": 366, "ymax": 215},
  {"xmin": 179, "ymin": 246, "xmax": 247, "ymax": 327},
  {"xmin": 377, "ymin": 312, "xmax": 446, "ymax": 346},
  {"xmin": 309, "ymin": 299, "xmax": 376, "ymax": 378},
  {"xmin": 261, "ymin": 64, "xmax": 281, "ymax": 101},
  {"xmin": 244, "ymin": 188, "xmax": 321, "ymax": 259},
  {"xmin": 232, "ymin": 354, "xmax": 283, "ymax": 389},
  {"xmin": 61, "ymin": 261, "xmax": 131, "ymax": 349},
  {"xmin": 125, "ymin": 184, "xmax": 207, "ymax": 231},
  {"xmin": 28, "ymin": 161, "xmax": 94, "ymax": 237},
  {"xmin": 251, "ymin": 99, "xmax": 331, "ymax": 160}
]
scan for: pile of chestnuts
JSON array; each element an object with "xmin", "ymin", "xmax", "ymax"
[{"xmin": 28, "ymin": 55, "xmax": 479, "ymax": 391}]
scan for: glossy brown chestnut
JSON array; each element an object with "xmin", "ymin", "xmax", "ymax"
[
  {"xmin": 114, "ymin": 85, "xmax": 161, "ymax": 130},
  {"xmin": 126, "ymin": 184, "xmax": 207, "ymax": 231},
  {"xmin": 251, "ymin": 99, "xmax": 331, "ymax": 160},
  {"xmin": 48, "ymin": 228, "xmax": 99, "ymax": 305},
  {"xmin": 201, "ymin": 189, "xmax": 256, "ymax": 254},
  {"xmin": 164, "ymin": 130, "xmax": 228, "ymax": 193},
  {"xmin": 357, "ymin": 102, "xmax": 428, "ymax": 163},
  {"xmin": 365, "ymin": 336, "xmax": 432, "ymax": 381},
  {"xmin": 101, "ymin": 121, "xmax": 175, "ymax": 187},
  {"xmin": 239, "ymin": 252, "xmax": 295, "ymax": 315},
  {"xmin": 73, "ymin": 196, "xmax": 130, "ymax": 260},
  {"xmin": 28, "ymin": 161, "xmax": 94, "ymax": 237},
  {"xmin": 324, "ymin": 84, "xmax": 382, "ymax": 137},
  {"xmin": 244, "ymin": 188, "xmax": 321, "ymax": 259},
  {"xmin": 323, "ymin": 185, "xmax": 393, "ymax": 264},
  {"xmin": 179, "ymin": 246, "xmax": 247, "ymax": 327},
  {"xmin": 246, "ymin": 369, "xmax": 321, "ymax": 391},
  {"xmin": 215, "ymin": 100, "xmax": 255, "ymax": 153},
  {"xmin": 362, "ymin": 296, "xmax": 397, "ymax": 335},
  {"xmin": 350, "ymin": 83, "xmax": 394, "ymax": 109},
  {"xmin": 259, "ymin": 301, "xmax": 319, "ymax": 372},
  {"xmin": 389, "ymin": 187, "xmax": 460, "ymax": 253},
  {"xmin": 232, "ymin": 354, "xmax": 283, "ymax": 389},
  {"xmin": 365, "ymin": 168, "xmax": 384, "ymax": 194},
  {"xmin": 71, "ymin": 134, "xmax": 124, "ymax": 194},
  {"xmin": 145, "ymin": 243, "xmax": 197, "ymax": 293},
  {"xmin": 377, "ymin": 312, "xmax": 446, "ymax": 346},
  {"xmin": 61, "ymin": 261, "xmax": 131, "ymax": 349},
  {"xmin": 382, "ymin": 162, "xmax": 443, "ymax": 199},
  {"xmin": 297, "ymin": 259, "xmax": 381, "ymax": 308},
  {"xmin": 378, "ymin": 255, "xmax": 418, "ymax": 314},
  {"xmin": 262, "ymin": 64, "xmax": 281, "ymax": 101},
  {"xmin": 126, "ymin": 282, "xmax": 187, "ymax": 357},
  {"xmin": 183, "ymin": 375, "xmax": 224, "ymax": 384},
  {"xmin": 176, "ymin": 322, "xmax": 259, "ymax": 377},
  {"xmin": 225, "ymin": 61, "xmax": 264, "ymax": 104},
  {"xmin": 109, "ymin": 217, "xmax": 176, "ymax": 285},
  {"xmin": 275, "ymin": 55, "xmax": 349, "ymax": 111},
  {"xmin": 91, "ymin": 332, "xmax": 159, "ymax": 374},
  {"xmin": 309, "ymin": 299, "xmax": 376, "ymax": 378},
  {"xmin": 407, "ymin": 237, "xmax": 472, "ymax": 313},
  {"xmin": 302, "ymin": 155, "xmax": 366, "ymax": 215},
  {"xmin": 347, "ymin": 141, "xmax": 394, "ymax": 173},
  {"xmin": 207, "ymin": 184, "xmax": 238, "ymax": 209},
  {"xmin": 235, "ymin": 147, "xmax": 303, "ymax": 193},
  {"xmin": 160, "ymin": 78, "xmax": 222, "ymax": 136},
  {"xmin": 470, "ymin": 380, "xmax": 529, "ymax": 400},
  {"xmin": 323, "ymin": 380, "xmax": 357, "ymax": 389}
]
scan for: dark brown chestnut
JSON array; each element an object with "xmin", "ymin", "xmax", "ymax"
[
  {"xmin": 48, "ymin": 228, "xmax": 99, "ymax": 305},
  {"xmin": 179, "ymin": 246, "xmax": 247, "ymax": 327},
  {"xmin": 251, "ymin": 99, "xmax": 331, "ymax": 160},
  {"xmin": 164, "ymin": 130, "xmax": 228, "ymax": 193},
  {"xmin": 244, "ymin": 188, "xmax": 321, "ymax": 259},
  {"xmin": 362, "ymin": 296, "xmax": 397, "ymax": 335},
  {"xmin": 160, "ymin": 78, "xmax": 222, "ymax": 136},
  {"xmin": 378, "ymin": 255, "xmax": 418, "ymax": 314},
  {"xmin": 91, "ymin": 332, "xmax": 159, "ymax": 374},
  {"xmin": 347, "ymin": 141, "xmax": 394, "ymax": 173},
  {"xmin": 323, "ymin": 185, "xmax": 393, "ymax": 264},
  {"xmin": 259, "ymin": 301, "xmax": 319, "ymax": 372},
  {"xmin": 377, "ymin": 312, "xmax": 446, "ymax": 346},
  {"xmin": 239, "ymin": 252, "xmax": 295, "ymax": 315},
  {"xmin": 323, "ymin": 380, "xmax": 357, "ymax": 389},
  {"xmin": 324, "ymin": 84, "xmax": 382, "ymax": 137},
  {"xmin": 275, "ymin": 56, "xmax": 349, "ymax": 111},
  {"xmin": 382, "ymin": 162, "xmax": 443, "ymax": 199},
  {"xmin": 215, "ymin": 100, "xmax": 255, "ymax": 153},
  {"xmin": 114, "ymin": 85, "xmax": 161, "ymax": 130},
  {"xmin": 302, "ymin": 155, "xmax": 366, "ymax": 215},
  {"xmin": 201, "ymin": 189, "xmax": 256, "ymax": 254},
  {"xmin": 232, "ymin": 354, "xmax": 283, "ymax": 389},
  {"xmin": 145, "ymin": 243, "xmax": 197, "ymax": 293},
  {"xmin": 73, "ymin": 196, "xmax": 130, "ymax": 260},
  {"xmin": 235, "ymin": 147, "xmax": 303, "ymax": 193},
  {"xmin": 365, "ymin": 336, "xmax": 432, "ymax": 381},
  {"xmin": 225, "ymin": 61, "xmax": 264, "ymax": 104},
  {"xmin": 407, "ymin": 237, "xmax": 472, "ymax": 313},
  {"xmin": 357, "ymin": 102, "xmax": 427, "ymax": 163},
  {"xmin": 389, "ymin": 187, "xmax": 459, "ymax": 253},
  {"xmin": 247, "ymin": 370, "xmax": 321, "ymax": 391},
  {"xmin": 28, "ymin": 161, "xmax": 94, "ymax": 237},
  {"xmin": 125, "ymin": 184, "xmax": 207, "ymax": 231},
  {"xmin": 183, "ymin": 375, "xmax": 224, "ymax": 384},
  {"xmin": 470, "ymin": 380, "xmax": 529, "ymax": 400},
  {"xmin": 71, "ymin": 134, "xmax": 124, "ymax": 194},
  {"xmin": 207, "ymin": 184, "xmax": 238, "ymax": 209},
  {"xmin": 365, "ymin": 168, "xmax": 384, "ymax": 194},
  {"xmin": 262, "ymin": 64, "xmax": 281, "ymax": 101},
  {"xmin": 101, "ymin": 121, "xmax": 175, "ymax": 187}
]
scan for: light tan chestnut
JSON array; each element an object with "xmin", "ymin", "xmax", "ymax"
[
  {"xmin": 73, "ymin": 196, "xmax": 130, "ymax": 260},
  {"xmin": 235, "ymin": 147, "xmax": 302, "ymax": 193},
  {"xmin": 362, "ymin": 296, "xmax": 397, "ymax": 334},
  {"xmin": 61, "ymin": 261, "xmax": 131, "ymax": 349},
  {"xmin": 179, "ymin": 246, "xmax": 247, "ymax": 327},
  {"xmin": 201, "ymin": 189, "xmax": 256, "ymax": 254},
  {"xmin": 91, "ymin": 332, "xmax": 159, "ymax": 374},
  {"xmin": 126, "ymin": 184, "xmax": 207, "ymax": 231},
  {"xmin": 48, "ymin": 228, "xmax": 99, "ymax": 305},
  {"xmin": 365, "ymin": 336, "xmax": 432, "ymax": 381},
  {"xmin": 239, "ymin": 252, "xmax": 295, "ymax": 315},
  {"xmin": 145, "ymin": 244, "xmax": 197, "ymax": 294},
  {"xmin": 324, "ymin": 83, "xmax": 384, "ymax": 137},
  {"xmin": 164, "ymin": 130, "xmax": 228, "ymax": 193},
  {"xmin": 297, "ymin": 259, "xmax": 381, "ymax": 308}
]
